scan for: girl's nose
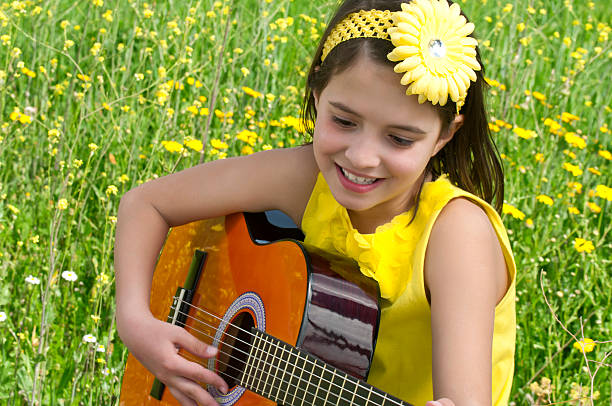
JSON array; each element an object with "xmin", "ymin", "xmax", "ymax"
[{"xmin": 344, "ymin": 134, "xmax": 381, "ymax": 169}]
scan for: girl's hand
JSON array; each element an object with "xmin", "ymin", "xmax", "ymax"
[
  {"xmin": 118, "ymin": 313, "xmax": 228, "ymax": 406},
  {"xmin": 426, "ymin": 399, "xmax": 455, "ymax": 406}
]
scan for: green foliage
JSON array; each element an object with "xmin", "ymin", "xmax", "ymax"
[{"xmin": 0, "ymin": 0, "xmax": 609, "ymax": 404}]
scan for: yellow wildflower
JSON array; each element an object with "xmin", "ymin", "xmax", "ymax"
[
  {"xmin": 598, "ymin": 150, "xmax": 611, "ymax": 160},
  {"xmin": 563, "ymin": 133, "xmax": 586, "ymax": 149},
  {"xmin": 536, "ymin": 195, "xmax": 553, "ymax": 206},
  {"xmin": 236, "ymin": 130, "xmax": 257, "ymax": 146},
  {"xmin": 595, "ymin": 185, "xmax": 612, "ymax": 201},
  {"xmin": 513, "ymin": 127, "xmax": 537, "ymax": 140},
  {"xmin": 560, "ymin": 112, "xmax": 580, "ymax": 123},
  {"xmin": 57, "ymin": 198, "xmax": 68, "ymax": 210},
  {"xmin": 562, "ymin": 162, "xmax": 583, "ymax": 177},
  {"xmin": 105, "ymin": 185, "xmax": 118, "ymax": 196},
  {"xmin": 568, "ymin": 207, "xmax": 579, "ymax": 215},
  {"xmin": 588, "ymin": 167, "xmax": 601, "ymax": 176},
  {"xmin": 572, "ymin": 338, "xmax": 596, "ymax": 353},
  {"xmin": 161, "ymin": 140, "xmax": 183, "ymax": 153},
  {"xmin": 502, "ymin": 203, "xmax": 525, "ymax": 220},
  {"xmin": 211, "ymin": 139, "xmax": 229, "ymax": 150},
  {"xmin": 185, "ymin": 139, "xmax": 203, "ymax": 152},
  {"xmin": 586, "ymin": 202, "xmax": 601, "ymax": 213},
  {"xmin": 567, "ymin": 182, "xmax": 582, "ymax": 194},
  {"xmin": 242, "ymin": 86, "xmax": 262, "ymax": 98}
]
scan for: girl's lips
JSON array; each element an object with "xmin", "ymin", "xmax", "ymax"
[{"xmin": 335, "ymin": 164, "xmax": 383, "ymax": 193}]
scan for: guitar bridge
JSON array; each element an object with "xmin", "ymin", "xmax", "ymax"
[{"xmin": 169, "ymin": 287, "xmax": 194, "ymax": 327}]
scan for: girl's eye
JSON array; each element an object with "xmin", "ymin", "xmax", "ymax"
[
  {"xmin": 332, "ymin": 116, "xmax": 355, "ymax": 128},
  {"xmin": 389, "ymin": 135, "xmax": 413, "ymax": 147}
]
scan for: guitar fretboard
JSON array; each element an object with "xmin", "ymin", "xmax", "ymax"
[{"xmin": 240, "ymin": 329, "xmax": 410, "ymax": 406}]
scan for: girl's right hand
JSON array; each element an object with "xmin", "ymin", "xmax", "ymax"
[{"xmin": 119, "ymin": 314, "xmax": 229, "ymax": 406}]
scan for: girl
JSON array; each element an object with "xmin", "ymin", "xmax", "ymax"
[{"xmin": 114, "ymin": 0, "xmax": 516, "ymax": 405}]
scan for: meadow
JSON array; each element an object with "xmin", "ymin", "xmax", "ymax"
[{"xmin": 0, "ymin": 0, "xmax": 610, "ymax": 404}]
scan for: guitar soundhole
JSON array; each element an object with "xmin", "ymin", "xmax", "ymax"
[{"xmin": 217, "ymin": 311, "xmax": 255, "ymax": 389}]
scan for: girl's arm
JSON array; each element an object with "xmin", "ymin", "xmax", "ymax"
[
  {"xmin": 424, "ymin": 198, "xmax": 509, "ymax": 406},
  {"xmin": 114, "ymin": 145, "xmax": 318, "ymax": 406}
]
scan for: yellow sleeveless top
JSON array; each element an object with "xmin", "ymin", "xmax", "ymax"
[{"xmin": 301, "ymin": 173, "xmax": 516, "ymax": 406}]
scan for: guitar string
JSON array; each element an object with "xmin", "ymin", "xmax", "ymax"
[
  {"xmin": 173, "ymin": 315, "xmax": 391, "ymax": 406},
  {"xmin": 176, "ymin": 327, "xmax": 365, "ymax": 406},
  {"xmin": 171, "ymin": 301, "xmax": 403, "ymax": 406},
  {"xmin": 169, "ymin": 304, "xmax": 404, "ymax": 406},
  {"xmin": 176, "ymin": 339, "xmax": 307, "ymax": 402},
  {"xmin": 179, "ymin": 351, "xmax": 366, "ymax": 406}
]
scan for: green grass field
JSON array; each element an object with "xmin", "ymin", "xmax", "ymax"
[{"xmin": 0, "ymin": 0, "xmax": 610, "ymax": 404}]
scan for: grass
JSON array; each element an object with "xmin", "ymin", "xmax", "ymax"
[{"xmin": 0, "ymin": 0, "xmax": 610, "ymax": 404}]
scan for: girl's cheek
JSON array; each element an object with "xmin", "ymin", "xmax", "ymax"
[{"xmin": 314, "ymin": 122, "xmax": 344, "ymax": 153}]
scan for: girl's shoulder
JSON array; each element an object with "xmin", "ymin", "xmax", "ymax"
[{"xmin": 425, "ymin": 196, "xmax": 509, "ymax": 305}]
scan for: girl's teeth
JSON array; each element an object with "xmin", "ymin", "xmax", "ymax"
[{"xmin": 341, "ymin": 168, "xmax": 376, "ymax": 185}]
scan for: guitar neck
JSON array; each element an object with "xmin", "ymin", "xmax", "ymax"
[{"xmin": 239, "ymin": 329, "xmax": 409, "ymax": 406}]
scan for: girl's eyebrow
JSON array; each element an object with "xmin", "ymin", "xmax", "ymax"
[{"xmin": 328, "ymin": 100, "xmax": 427, "ymax": 134}]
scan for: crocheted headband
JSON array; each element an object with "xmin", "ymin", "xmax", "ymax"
[{"xmin": 321, "ymin": 0, "xmax": 481, "ymax": 112}]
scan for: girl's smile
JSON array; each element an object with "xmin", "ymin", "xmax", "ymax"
[{"xmin": 313, "ymin": 52, "xmax": 461, "ymax": 232}]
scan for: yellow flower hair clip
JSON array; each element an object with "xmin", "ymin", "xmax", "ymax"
[
  {"xmin": 321, "ymin": 0, "xmax": 481, "ymax": 112},
  {"xmin": 387, "ymin": 0, "xmax": 481, "ymax": 111}
]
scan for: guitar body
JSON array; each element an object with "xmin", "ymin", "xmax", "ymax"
[{"xmin": 119, "ymin": 212, "xmax": 380, "ymax": 406}]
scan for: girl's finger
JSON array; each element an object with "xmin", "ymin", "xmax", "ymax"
[
  {"xmin": 170, "ymin": 376, "xmax": 221, "ymax": 406},
  {"xmin": 174, "ymin": 356, "xmax": 229, "ymax": 395},
  {"xmin": 168, "ymin": 385, "xmax": 197, "ymax": 406},
  {"xmin": 174, "ymin": 327, "xmax": 218, "ymax": 359}
]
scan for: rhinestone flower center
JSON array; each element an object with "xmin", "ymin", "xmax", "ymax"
[{"xmin": 428, "ymin": 39, "xmax": 446, "ymax": 58}]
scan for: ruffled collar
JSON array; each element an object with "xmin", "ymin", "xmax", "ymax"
[{"xmin": 302, "ymin": 173, "xmax": 456, "ymax": 301}]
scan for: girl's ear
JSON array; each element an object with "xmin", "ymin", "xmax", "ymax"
[{"xmin": 432, "ymin": 114, "xmax": 464, "ymax": 156}]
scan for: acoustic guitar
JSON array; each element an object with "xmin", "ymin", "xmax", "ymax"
[{"xmin": 119, "ymin": 211, "xmax": 412, "ymax": 406}]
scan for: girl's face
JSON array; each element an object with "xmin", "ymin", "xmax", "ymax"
[{"xmin": 313, "ymin": 53, "xmax": 462, "ymax": 230}]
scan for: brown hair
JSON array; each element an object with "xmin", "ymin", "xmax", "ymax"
[{"xmin": 300, "ymin": 0, "xmax": 505, "ymax": 213}]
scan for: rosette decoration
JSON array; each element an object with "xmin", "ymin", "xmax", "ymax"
[{"xmin": 387, "ymin": 0, "xmax": 481, "ymax": 111}]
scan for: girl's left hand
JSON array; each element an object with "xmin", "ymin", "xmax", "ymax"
[{"xmin": 426, "ymin": 399, "xmax": 455, "ymax": 406}]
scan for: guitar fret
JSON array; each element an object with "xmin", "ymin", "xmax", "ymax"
[
  {"xmin": 304, "ymin": 356, "xmax": 316, "ymax": 405},
  {"xmin": 240, "ymin": 333, "xmax": 258, "ymax": 389},
  {"xmin": 251, "ymin": 336, "xmax": 265, "ymax": 391},
  {"xmin": 282, "ymin": 348, "xmax": 299, "ymax": 405},
  {"xmin": 274, "ymin": 343, "xmax": 291, "ymax": 403},
  {"xmin": 323, "ymin": 369, "xmax": 336, "ymax": 406},
  {"xmin": 352, "ymin": 381, "xmax": 375, "ymax": 406},
  {"xmin": 264, "ymin": 335, "xmax": 277, "ymax": 398},
  {"xmin": 267, "ymin": 338, "xmax": 282, "ymax": 402},
  {"xmin": 365, "ymin": 386, "xmax": 373, "ymax": 406},
  {"xmin": 312, "ymin": 361, "xmax": 325, "ymax": 405},
  {"xmin": 257, "ymin": 335, "xmax": 272, "ymax": 397},
  {"xmin": 349, "ymin": 376, "xmax": 359, "ymax": 405},
  {"xmin": 295, "ymin": 352, "xmax": 308, "ymax": 406},
  {"xmin": 337, "ymin": 374, "xmax": 347, "ymax": 406}
]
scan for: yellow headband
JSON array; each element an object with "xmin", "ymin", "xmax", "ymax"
[{"xmin": 320, "ymin": 0, "xmax": 481, "ymax": 112}]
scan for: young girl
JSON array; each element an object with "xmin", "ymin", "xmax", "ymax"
[{"xmin": 115, "ymin": 0, "xmax": 516, "ymax": 405}]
